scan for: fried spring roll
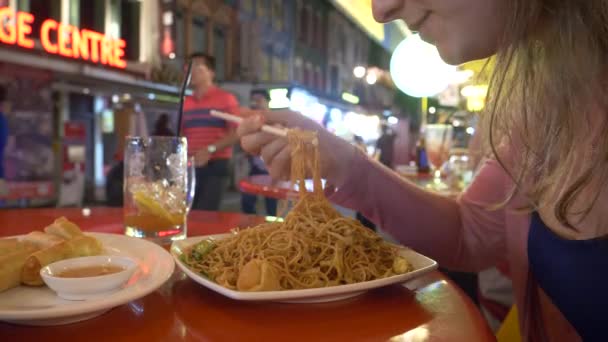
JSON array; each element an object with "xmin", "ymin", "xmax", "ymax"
[
  {"xmin": 22, "ymin": 231, "xmax": 64, "ymax": 249},
  {"xmin": 0, "ymin": 244, "xmax": 40, "ymax": 292},
  {"xmin": 0, "ymin": 238, "xmax": 20, "ymax": 257},
  {"xmin": 44, "ymin": 217, "xmax": 83, "ymax": 240},
  {"xmin": 21, "ymin": 235, "xmax": 104, "ymax": 286},
  {"xmin": 0, "ymin": 239, "xmax": 39, "ymax": 257}
]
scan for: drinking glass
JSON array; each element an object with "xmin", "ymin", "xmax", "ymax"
[
  {"xmin": 445, "ymin": 149, "xmax": 474, "ymax": 192},
  {"xmin": 424, "ymin": 124, "xmax": 453, "ymax": 191},
  {"xmin": 123, "ymin": 136, "xmax": 195, "ymax": 245}
]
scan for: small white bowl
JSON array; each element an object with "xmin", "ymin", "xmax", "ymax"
[{"xmin": 40, "ymin": 256, "xmax": 138, "ymax": 301}]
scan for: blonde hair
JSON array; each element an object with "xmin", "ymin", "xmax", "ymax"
[{"xmin": 484, "ymin": 1, "xmax": 608, "ymax": 232}]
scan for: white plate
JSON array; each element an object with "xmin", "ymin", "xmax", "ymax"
[
  {"xmin": 172, "ymin": 234, "xmax": 438, "ymax": 303},
  {"xmin": 0, "ymin": 233, "xmax": 174, "ymax": 326}
]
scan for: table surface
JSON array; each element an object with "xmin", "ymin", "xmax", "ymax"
[
  {"xmin": 240, "ymin": 173, "xmax": 459, "ymax": 201},
  {"xmin": 239, "ymin": 174, "xmax": 292, "ymax": 199},
  {"xmin": 0, "ymin": 208, "xmax": 494, "ymax": 342},
  {"xmin": 239, "ymin": 175, "xmax": 329, "ymax": 200}
]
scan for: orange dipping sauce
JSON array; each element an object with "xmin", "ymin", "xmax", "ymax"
[{"xmin": 57, "ymin": 265, "xmax": 125, "ymax": 278}]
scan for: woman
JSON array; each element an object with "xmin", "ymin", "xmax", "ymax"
[{"xmin": 238, "ymin": 0, "xmax": 607, "ymax": 340}]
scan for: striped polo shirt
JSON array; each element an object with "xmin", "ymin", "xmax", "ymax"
[{"xmin": 182, "ymin": 86, "xmax": 239, "ymax": 160}]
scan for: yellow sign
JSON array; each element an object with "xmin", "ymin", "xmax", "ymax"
[
  {"xmin": 341, "ymin": 92, "xmax": 360, "ymax": 104},
  {"xmin": 333, "ymin": 0, "xmax": 385, "ymax": 42},
  {"xmin": 461, "ymin": 85, "xmax": 488, "ymax": 112}
]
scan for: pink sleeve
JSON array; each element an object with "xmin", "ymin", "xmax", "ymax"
[{"xmin": 327, "ymin": 151, "xmax": 510, "ymax": 272}]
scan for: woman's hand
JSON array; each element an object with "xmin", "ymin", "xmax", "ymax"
[{"xmin": 238, "ymin": 111, "xmax": 358, "ymax": 187}]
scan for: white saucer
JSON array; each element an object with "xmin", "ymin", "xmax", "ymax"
[{"xmin": 0, "ymin": 233, "xmax": 174, "ymax": 326}]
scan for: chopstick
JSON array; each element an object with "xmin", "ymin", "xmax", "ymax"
[{"xmin": 210, "ymin": 110, "xmax": 288, "ymax": 137}]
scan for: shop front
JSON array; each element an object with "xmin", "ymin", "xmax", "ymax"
[{"xmin": 0, "ymin": 6, "xmax": 179, "ymax": 207}]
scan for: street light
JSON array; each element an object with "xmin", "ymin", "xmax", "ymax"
[
  {"xmin": 353, "ymin": 66, "xmax": 366, "ymax": 78},
  {"xmin": 366, "ymin": 72, "xmax": 377, "ymax": 85},
  {"xmin": 390, "ymin": 34, "xmax": 456, "ymax": 97}
]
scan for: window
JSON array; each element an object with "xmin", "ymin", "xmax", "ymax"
[
  {"xmin": 276, "ymin": 59, "xmax": 282, "ymax": 81},
  {"xmin": 304, "ymin": 63, "xmax": 312, "ymax": 87},
  {"xmin": 80, "ymin": 0, "xmax": 105, "ymax": 32},
  {"xmin": 294, "ymin": 57, "xmax": 303, "ymax": 83},
  {"xmin": 260, "ymin": 52, "xmax": 270, "ymax": 81},
  {"xmin": 256, "ymin": 0, "xmax": 266, "ymax": 19},
  {"xmin": 68, "ymin": 0, "xmax": 80, "ymax": 27},
  {"xmin": 17, "ymin": 0, "xmax": 30, "ymax": 12},
  {"xmin": 330, "ymin": 66, "xmax": 339, "ymax": 96},
  {"xmin": 315, "ymin": 66, "xmax": 323, "ymax": 90},
  {"xmin": 28, "ymin": 0, "xmax": 60, "ymax": 39},
  {"xmin": 271, "ymin": 56, "xmax": 281, "ymax": 81},
  {"xmin": 121, "ymin": 0, "xmax": 140, "ymax": 61},
  {"xmin": 214, "ymin": 27, "xmax": 226, "ymax": 80},
  {"xmin": 272, "ymin": 0, "xmax": 283, "ymax": 31},
  {"xmin": 109, "ymin": 0, "xmax": 121, "ymax": 39},
  {"xmin": 191, "ymin": 16, "xmax": 206, "ymax": 53},
  {"xmin": 268, "ymin": 55, "xmax": 274, "ymax": 81},
  {"xmin": 315, "ymin": 13, "xmax": 324, "ymax": 50},
  {"xmin": 307, "ymin": 8, "xmax": 314, "ymax": 45},
  {"xmin": 299, "ymin": 6, "xmax": 308, "ymax": 42},
  {"xmin": 281, "ymin": 60, "xmax": 289, "ymax": 82},
  {"xmin": 340, "ymin": 31, "xmax": 347, "ymax": 64},
  {"xmin": 175, "ymin": 10, "xmax": 185, "ymax": 58},
  {"xmin": 295, "ymin": 0, "xmax": 301, "ymax": 38},
  {"xmin": 242, "ymin": 0, "xmax": 252, "ymax": 13}
]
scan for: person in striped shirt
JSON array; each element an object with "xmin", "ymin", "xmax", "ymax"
[{"xmin": 182, "ymin": 53, "xmax": 239, "ymax": 210}]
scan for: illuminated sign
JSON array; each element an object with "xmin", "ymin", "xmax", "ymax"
[
  {"xmin": 341, "ymin": 92, "xmax": 360, "ymax": 104},
  {"xmin": 461, "ymin": 85, "xmax": 488, "ymax": 112},
  {"xmin": 0, "ymin": 8, "xmax": 127, "ymax": 69}
]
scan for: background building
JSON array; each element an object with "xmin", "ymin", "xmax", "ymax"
[
  {"xmin": 238, "ymin": 0, "xmax": 293, "ymax": 84},
  {"xmin": 326, "ymin": 9, "xmax": 369, "ymax": 99},
  {"xmin": 0, "ymin": 0, "xmax": 452, "ymax": 207},
  {"xmin": 156, "ymin": 0, "xmax": 239, "ymax": 82},
  {"xmin": 292, "ymin": 0, "xmax": 328, "ymax": 93},
  {"xmin": 0, "ymin": 0, "xmax": 178, "ymax": 205}
]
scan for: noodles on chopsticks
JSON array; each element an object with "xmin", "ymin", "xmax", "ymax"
[{"xmin": 181, "ymin": 128, "xmax": 412, "ymax": 291}]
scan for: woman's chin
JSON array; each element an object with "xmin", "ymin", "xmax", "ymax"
[
  {"xmin": 435, "ymin": 44, "xmax": 485, "ymax": 66},
  {"xmin": 433, "ymin": 44, "xmax": 466, "ymax": 66}
]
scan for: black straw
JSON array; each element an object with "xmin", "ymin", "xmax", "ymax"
[{"xmin": 176, "ymin": 59, "xmax": 193, "ymax": 137}]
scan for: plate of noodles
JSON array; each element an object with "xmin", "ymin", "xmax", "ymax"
[
  {"xmin": 171, "ymin": 128, "xmax": 437, "ymax": 303},
  {"xmin": 172, "ymin": 232, "xmax": 437, "ymax": 303}
]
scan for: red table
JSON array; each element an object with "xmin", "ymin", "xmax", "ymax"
[
  {"xmin": 0, "ymin": 208, "xmax": 494, "ymax": 341},
  {"xmin": 239, "ymin": 175, "xmax": 325, "ymax": 200},
  {"xmin": 239, "ymin": 174, "xmax": 294, "ymax": 200}
]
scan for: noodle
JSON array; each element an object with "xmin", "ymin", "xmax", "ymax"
[{"xmin": 181, "ymin": 129, "xmax": 412, "ymax": 291}]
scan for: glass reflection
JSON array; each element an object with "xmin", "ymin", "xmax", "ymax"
[
  {"xmin": 128, "ymin": 301, "xmax": 144, "ymax": 316},
  {"xmin": 390, "ymin": 324, "xmax": 430, "ymax": 342},
  {"xmin": 265, "ymin": 216, "xmax": 284, "ymax": 223}
]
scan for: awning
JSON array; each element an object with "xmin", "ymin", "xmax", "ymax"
[{"xmin": 0, "ymin": 47, "xmax": 181, "ymax": 101}]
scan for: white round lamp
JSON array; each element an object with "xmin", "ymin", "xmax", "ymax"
[{"xmin": 390, "ymin": 34, "xmax": 456, "ymax": 98}]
